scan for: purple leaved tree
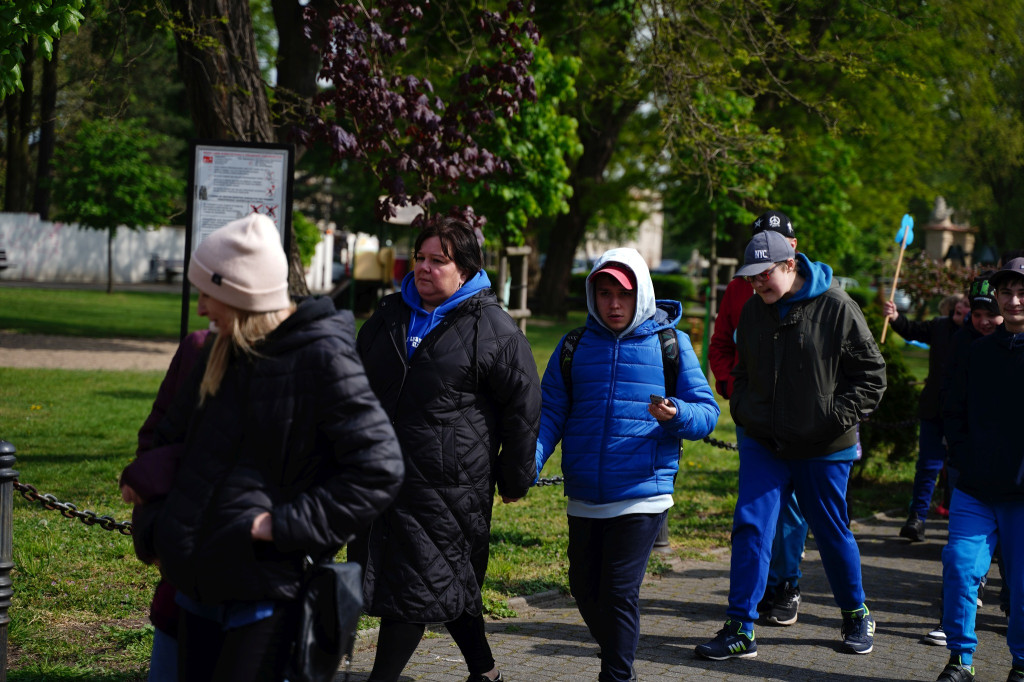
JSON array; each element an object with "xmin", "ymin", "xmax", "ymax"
[{"xmin": 300, "ymin": 0, "xmax": 538, "ymax": 232}]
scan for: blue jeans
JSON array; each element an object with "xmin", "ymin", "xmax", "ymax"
[
  {"xmin": 148, "ymin": 627, "xmax": 178, "ymax": 682},
  {"xmin": 909, "ymin": 417, "xmax": 947, "ymax": 520},
  {"xmin": 942, "ymin": 489, "xmax": 1024, "ymax": 669},
  {"xmin": 728, "ymin": 437, "xmax": 866, "ymax": 628},
  {"xmin": 568, "ymin": 511, "xmax": 667, "ymax": 682}
]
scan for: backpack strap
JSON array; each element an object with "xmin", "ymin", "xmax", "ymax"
[
  {"xmin": 657, "ymin": 328, "xmax": 680, "ymax": 398},
  {"xmin": 559, "ymin": 326, "xmax": 587, "ymax": 400},
  {"xmin": 560, "ymin": 325, "xmax": 682, "ymax": 402}
]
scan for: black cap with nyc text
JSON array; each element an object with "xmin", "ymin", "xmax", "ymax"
[{"xmin": 735, "ymin": 230, "xmax": 797, "ymax": 279}]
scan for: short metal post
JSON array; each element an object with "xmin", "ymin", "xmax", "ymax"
[
  {"xmin": 0, "ymin": 439, "xmax": 17, "ymax": 682},
  {"xmin": 652, "ymin": 514, "xmax": 671, "ymax": 553}
]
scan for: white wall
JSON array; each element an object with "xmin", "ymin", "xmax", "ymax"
[{"xmin": 0, "ymin": 213, "xmax": 187, "ymax": 284}]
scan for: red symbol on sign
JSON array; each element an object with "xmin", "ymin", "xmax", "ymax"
[
  {"xmin": 203, "ymin": 155, "xmax": 213, "ymax": 163},
  {"xmin": 265, "ymin": 205, "xmax": 277, "ymax": 218}
]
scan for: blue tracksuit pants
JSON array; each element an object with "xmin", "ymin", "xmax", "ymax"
[
  {"xmin": 727, "ymin": 437, "xmax": 866, "ymax": 628},
  {"xmin": 736, "ymin": 426, "xmax": 808, "ymax": 592},
  {"xmin": 942, "ymin": 489, "xmax": 1024, "ymax": 669}
]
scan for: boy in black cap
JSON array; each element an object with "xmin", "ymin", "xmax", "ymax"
[
  {"xmin": 937, "ymin": 257, "xmax": 1024, "ymax": 682},
  {"xmin": 696, "ymin": 230, "xmax": 886, "ymax": 660},
  {"xmin": 709, "ymin": 210, "xmax": 809, "ymax": 627}
]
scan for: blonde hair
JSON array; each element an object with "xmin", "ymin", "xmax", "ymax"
[
  {"xmin": 199, "ymin": 304, "xmax": 296, "ymax": 406},
  {"xmin": 939, "ymin": 293, "xmax": 965, "ymax": 317}
]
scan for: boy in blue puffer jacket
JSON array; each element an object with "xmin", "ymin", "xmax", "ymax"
[{"xmin": 536, "ymin": 247, "xmax": 720, "ymax": 682}]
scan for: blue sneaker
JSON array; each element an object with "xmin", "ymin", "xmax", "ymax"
[
  {"xmin": 841, "ymin": 606, "xmax": 875, "ymax": 654},
  {"xmin": 695, "ymin": 620, "xmax": 757, "ymax": 660}
]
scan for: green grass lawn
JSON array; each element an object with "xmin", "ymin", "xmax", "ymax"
[
  {"xmin": 0, "ymin": 287, "xmax": 920, "ymax": 679},
  {"xmin": 0, "ymin": 286, "xmax": 208, "ymax": 339}
]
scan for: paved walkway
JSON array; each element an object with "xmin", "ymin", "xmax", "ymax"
[{"xmin": 343, "ymin": 512, "xmax": 1009, "ymax": 681}]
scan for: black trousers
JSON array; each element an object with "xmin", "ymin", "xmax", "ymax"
[
  {"xmin": 177, "ymin": 604, "xmax": 295, "ymax": 682},
  {"xmin": 367, "ymin": 611, "xmax": 495, "ymax": 681}
]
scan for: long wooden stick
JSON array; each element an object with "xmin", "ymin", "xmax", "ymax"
[{"xmin": 880, "ymin": 228, "xmax": 910, "ymax": 343}]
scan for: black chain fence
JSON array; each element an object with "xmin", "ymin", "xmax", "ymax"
[
  {"xmin": 13, "ymin": 480, "xmax": 133, "ymax": 535},
  {"xmin": 9, "ymin": 417, "xmax": 915, "ymax": 517}
]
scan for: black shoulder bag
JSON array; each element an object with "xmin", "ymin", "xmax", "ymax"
[{"xmin": 286, "ymin": 557, "xmax": 364, "ymax": 682}]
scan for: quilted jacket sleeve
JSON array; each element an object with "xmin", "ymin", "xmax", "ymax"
[
  {"xmin": 272, "ymin": 329, "xmax": 405, "ymax": 554},
  {"xmin": 486, "ymin": 316, "xmax": 542, "ymax": 500}
]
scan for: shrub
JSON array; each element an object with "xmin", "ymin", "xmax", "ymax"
[
  {"xmin": 858, "ymin": 298, "xmax": 920, "ymax": 463},
  {"xmin": 292, "ymin": 212, "xmax": 322, "ymax": 268},
  {"xmin": 652, "ymin": 274, "xmax": 697, "ymax": 302}
]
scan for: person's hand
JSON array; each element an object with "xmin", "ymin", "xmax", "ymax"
[
  {"xmin": 501, "ymin": 496, "xmax": 522, "ymax": 504},
  {"xmin": 251, "ymin": 512, "xmax": 273, "ymax": 541},
  {"xmin": 648, "ymin": 400, "xmax": 677, "ymax": 422},
  {"xmin": 120, "ymin": 484, "xmax": 143, "ymax": 505},
  {"xmin": 882, "ymin": 300, "xmax": 898, "ymax": 321}
]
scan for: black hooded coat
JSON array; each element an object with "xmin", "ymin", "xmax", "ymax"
[{"xmin": 355, "ymin": 288, "xmax": 540, "ymax": 623}]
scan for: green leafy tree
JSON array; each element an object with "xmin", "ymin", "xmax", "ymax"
[
  {"xmin": 643, "ymin": 0, "xmax": 950, "ymax": 271},
  {"xmin": 531, "ymin": 1, "xmax": 650, "ymax": 315},
  {"xmin": 52, "ymin": 118, "xmax": 184, "ymax": 292},
  {"xmin": 0, "ymin": 0, "xmax": 85, "ymax": 97},
  {"xmin": 455, "ymin": 43, "xmax": 582, "ymax": 247}
]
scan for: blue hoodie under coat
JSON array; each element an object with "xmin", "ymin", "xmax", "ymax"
[{"xmin": 401, "ymin": 269, "xmax": 491, "ymax": 357}]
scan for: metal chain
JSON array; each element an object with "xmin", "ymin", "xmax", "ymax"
[
  {"xmin": 535, "ymin": 476, "xmax": 564, "ymax": 487},
  {"xmin": 12, "ymin": 480, "xmax": 133, "ymax": 535},
  {"xmin": 702, "ymin": 435, "xmax": 739, "ymax": 452}
]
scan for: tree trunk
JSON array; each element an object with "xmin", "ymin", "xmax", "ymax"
[
  {"xmin": 169, "ymin": 0, "xmax": 274, "ymax": 142},
  {"xmin": 4, "ymin": 43, "xmax": 34, "ymax": 212},
  {"xmin": 533, "ymin": 96, "xmax": 641, "ymax": 316},
  {"xmin": 34, "ymin": 38, "xmax": 59, "ymax": 219},
  {"xmin": 270, "ymin": 0, "xmax": 327, "ymax": 147},
  {"xmin": 169, "ymin": 0, "xmax": 309, "ymax": 297}
]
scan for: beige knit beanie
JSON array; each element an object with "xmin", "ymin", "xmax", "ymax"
[{"xmin": 187, "ymin": 214, "xmax": 291, "ymax": 312}]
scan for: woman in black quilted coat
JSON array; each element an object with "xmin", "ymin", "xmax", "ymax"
[
  {"xmin": 355, "ymin": 217, "xmax": 541, "ymax": 682},
  {"xmin": 143, "ymin": 215, "xmax": 404, "ymax": 681}
]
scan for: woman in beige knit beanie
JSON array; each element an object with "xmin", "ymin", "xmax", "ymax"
[{"xmin": 138, "ymin": 213, "xmax": 404, "ymax": 681}]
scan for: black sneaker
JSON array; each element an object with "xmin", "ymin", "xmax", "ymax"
[
  {"xmin": 937, "ymin": 656, "xmax": 975, "ymax": 682},
  {"xmin": 900, "ymin": 514, "xmax": 926, "ymax": 542},
  {"xmin": 924, "ymin": 624, "xmax": 946, "ymax": 646},
  {"xmin": 695, "ymin": 620, "xmax": 757, "ymax": 660},
  {"xmin": 465, "ymin": 672, "xmax": 502, "ymax": 682},
  {"xmin": 840, "ymin": 606, "xmax": 875, "ymax": 654},
  {"xmin": 1007, "ymin": 668, "xmax": 1024, "ymax": 682},
  {"xmin": 767, "ymin": 582, "xmax": 801, "ymax": 626}
]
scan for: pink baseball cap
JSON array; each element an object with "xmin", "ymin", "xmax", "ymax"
[{"xmin": 589, "ymin": 262, "xmax": 636, "ymax": 290}]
